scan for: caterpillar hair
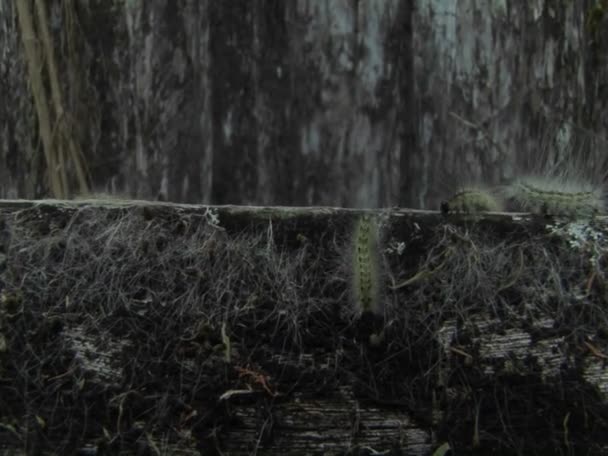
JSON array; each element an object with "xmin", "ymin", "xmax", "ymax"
[
  {"xmin": 504, "ymin": 176, "xmax": 605, "ymax": 218},
  {"xmin": 350, "ymin": 214, "xmax": 383, "ymax": 318},
  {"xmin": 440, "ymin": 187, "xmax": 504, "ymax": 215},
  {"xmin": 504, "ymin": 121, "xmax": 608, "ymax": 218}
]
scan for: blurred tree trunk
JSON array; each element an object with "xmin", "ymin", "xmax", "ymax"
[{"xmin": 0, "ymin": 0, "xmax": 607, "ymax": 207}]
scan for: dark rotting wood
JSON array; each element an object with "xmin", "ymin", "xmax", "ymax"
[{"xmin": 1, "ymin": 200, "xmax": 607, "ymax": 455}]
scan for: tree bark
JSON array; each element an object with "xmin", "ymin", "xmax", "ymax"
[{"xmin": 2, "ymin": 1, "xmax": 607, "ymax": 208}]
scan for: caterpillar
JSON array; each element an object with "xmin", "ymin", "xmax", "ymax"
[
  {"xmin": 504, "ymin": 122, "xmax": 608, "ymax": 218},
  {"xmin": 504, "ymin": 176, "xmax": 605, "ymax": 218},
  {"xmin": 350, "ymin": 214, "xmax": 383, "ymax": 318},
  {"xmin": 440, "ymin": 187, "xmax": 503, "ymax": 215}
]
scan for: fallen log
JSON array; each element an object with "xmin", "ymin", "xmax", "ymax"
[{"xmin": 0, "ymin": 200, "xmax": 607, "ymax": 455}]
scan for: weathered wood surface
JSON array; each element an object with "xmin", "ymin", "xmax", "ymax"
[
  {"xmin": 1, "ymin": 201, "xmax": 608, "ymax": 455},
  {"xmin": 2, "ymin": 1, "xmax": 608, "ymax": 207}
]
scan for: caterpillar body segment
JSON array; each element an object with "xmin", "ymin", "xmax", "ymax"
[
  {"xmin": 441, "ymin": 187, "xmax": 504, "ymax": 215},
  {"xmin": 350, "ymin": 215, "xmax": 383, "ymax": 318},
  {"xmin": 505, "ymin": 176, "xmax": 605, "ymax": 218}
]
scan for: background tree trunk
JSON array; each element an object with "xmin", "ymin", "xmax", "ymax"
[{"xmin": 1, "ymin": 0, "xmax": 607, "ymax": 206}]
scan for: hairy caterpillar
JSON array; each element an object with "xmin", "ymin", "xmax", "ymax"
[
  {"xmin": 350, "ymin": 214, "xmax": 383, "ymax": 318},
  {"xmin": 505, "ymin": 176, "xmax": 605, "ymax": 218},
  {"xmin": 504, "ymin": 122, "xmax": 608, "ymax": 218},
  {"xmin": 440, "ymin": 187, "xmax": 503, "ymax": 214}
]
